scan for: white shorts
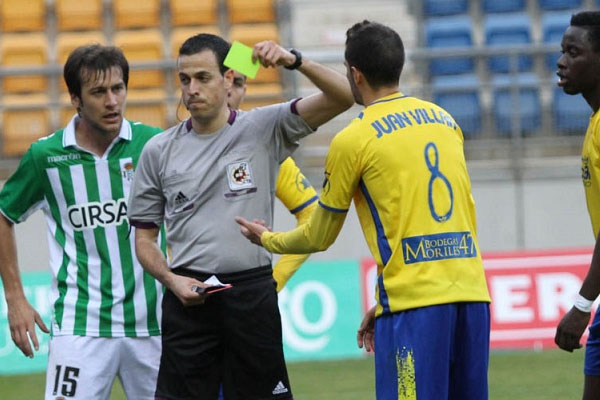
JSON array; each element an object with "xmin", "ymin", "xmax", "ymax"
[{"xmin": 45, "ymin": 335, "xmax": 161, "ymax": 400}]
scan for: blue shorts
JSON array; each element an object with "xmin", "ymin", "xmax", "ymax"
[
  {"xmin": 585, "ymin": 307, "xmax": 600, "ymax": 375},
  {"xmin": 374, "ymin": 302, "xmax": 490, "ymax": 400}
]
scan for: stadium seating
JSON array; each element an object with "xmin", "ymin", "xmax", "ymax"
[
  {"xmin": 491, "ymin": 73, "xmax": 541, "ymax": 135},
  {"xmin": 55, "ymin": 0, "xmax": 103, "ymax": 31},
  {"xmin": 0, "ymin": 0, "xmax": 45, "ymax": 32},
  {"xmin": 170, "ymin": 26, "xmax": 221, "ymax": 58},
  {"xmin": 1, "ymin": 94, "xmax": 50, "ymax": 156},
  {"xmin": 482, "ymin": 0, "xmax": 526, "ymax": 13},
  {"xmin": 424, "ymin": 15, "xmax": 474, "ymax": 76},
  {"xmin": 241, "ymin": 83, "xmax": 284, "ymax": 110},
  {"xmin": 432, "ymin": 74, "xmax": 481, "ymax": 138},
  {"xmin": 113, "ymin": 0, "xmax": 160, "ymax": 29},
  {"xmin": 541, "ymin": 11, "xmax": 572, "ymax": 71},
  {"xmin": 553, "ymin": 87, "xmax": 590, "ymax": 133},
  {"xmin": 170, "ymin": 0, "xmax": 218, "ymax": 26},
  {"xmin": 423, "ymin": 0, "xmax": 468, "ymax": 16},
  {"xmin": 229, "ymin": 24, "xmax": 281, "ymax": 84},
  {"xmin": 125, "ymin": 89, "xmax": 168, "ymax": 129},
  {"xmin": 484, "ymin": 12, "xmax": 533, "ymax": 73},
  {"xmin": 114, "ymin": 29, "xmax": 164, "ymax": 89},
  {"xmin": 539, "ymin": 0, "xmax": 582, "ymax": 10},
  {"xmin": 0, "ymin": 33, "xmax": 49, "ymax": 94},
  {"xmin": 227, "ymin": 0, "xmax": 276, "ymax": 24}
]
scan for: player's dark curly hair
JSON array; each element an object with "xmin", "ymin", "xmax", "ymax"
[
  {"xmin": 345, "ymin": 20, "xmax": 404, "ymax": 89},
  {"xmin": 179, "ymin": 33, "xmax": 231, "ymax": 76},
  {"xmin": 571, "ymin": 11, "xmax": 600, "ymax": 53},
  {"xmin": 63, "ymin": 44, "xmax": 129, "ymax": 98}
]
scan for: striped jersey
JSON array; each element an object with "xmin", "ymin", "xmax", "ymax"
[
  {"xmin": 0, "ymin": 116, "xmax": 164, "ymax": 337},
  {"xmin": 319, "ymin": 92, "xmax": 490, "ymax": 315},
  {"xmin": 275, "ymin": 157, "xmax": 318, "ymax": 214},
  {"xmin": 582, "ymin": 110, "xmax": 600, "ymax": 238}
]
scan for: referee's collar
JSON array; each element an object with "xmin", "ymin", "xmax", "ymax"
[
  {"xmin": 62, "ymin": 115, "xmax": 132, "ymax": 148},
  {"xmin": 185, "ymin": 109, "xmax": 237, "ymax": 132}
]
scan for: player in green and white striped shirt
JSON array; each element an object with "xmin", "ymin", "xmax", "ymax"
[{"xmin": 0, "ymin": 45, "xmax": 164, "ymax": 400}]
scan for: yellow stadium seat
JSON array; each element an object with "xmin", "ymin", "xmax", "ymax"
[
  {"xmin": 229, "ymin": 24, "xmax": 280, "ymax": 84},
  {"xmin": 240, "ymin": 83, "xmax": 284, "ymax": 110},
  {"xmin": 0, "ymin": 0, "xmax": 45, "ymax": 32},
  {"xmin": 113, "ymin": 0, "xmax": 160, "ymax": 29},
  {"xmin": 227, "ymin": 0, "xmax": 275, "ymax": 24},
  {"xmin": 2, "ymin": 94, "xmax": 51, "ymax": 156},
  {"xmin": 125, "ymin": 89, "xmax": 168, "ymax": 129},
  {"xmin": 114, "ymin": 29, "xmax": 164, "ymax": 89},
  {"xmin": 170, "ymin": 0, "xmax": 218, "ymax": 27},
  {"xmin": 170, "ymin": 26, "xmax": 221, "ymax": 58},
  {"xmin": 0, "ymin": 33, "xmax": 49, "ymax": 94},
  {"xmin": 55, "ymin": 0, "xmax": 103, "ymax": 31}
]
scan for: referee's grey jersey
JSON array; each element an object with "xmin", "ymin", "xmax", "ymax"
[{"xmin": 128, "ymin": 100, "xmax": 313, "ymax": 274}]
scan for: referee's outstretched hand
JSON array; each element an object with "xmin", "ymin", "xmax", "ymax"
[
  {"xmin": 252, "ymin": 41, "xmax": 297, "ymax": 69},
  {"xmin": 235, "ymin": 217, "xmax": 270, "ymax": 247}
]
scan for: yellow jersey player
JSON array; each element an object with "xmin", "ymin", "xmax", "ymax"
[
  {"xmin": 228, "ymin": 71, "xmax": 318, "ymax": 291},
  {"xmin": 236, "ymin": 21, "xmax": 491, "ymax": 400},
  {"xmin": 555, "ymin": 11, "xmax": 600, "ymax": 400}
]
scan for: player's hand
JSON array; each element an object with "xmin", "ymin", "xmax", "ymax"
[
  {"xmin": 555, "ymin": 306, "xmax": 591, "ymax": 352},
  {"xmin": 166, "ymin": 273, "xmax": 210, "ymax": 306},
  {"xmin": 357, "ymin": 306, "xmax": 376, "ymax": 352},
  {"xmin": 7, "ymin": 296, "xmax": 49, "ymax": 358},
  {"xmin": 235, "ymin": 217, "xmax": 270, "ymax": 246},
  {"xmin": 252, "ymin": 41, "xmax": 297, "ymax": 69}
]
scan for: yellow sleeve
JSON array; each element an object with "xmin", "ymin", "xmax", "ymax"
[
  {"xmin": 275, "ymin": 157, "xmax": 318, "ymax": 213},
  {"xmin": 271, "ymin": 201, "xmax": 317, "ymax": 292},
  {"xmin": 262, "ymin": 204, "xmax": 347, "ymax": 254}
]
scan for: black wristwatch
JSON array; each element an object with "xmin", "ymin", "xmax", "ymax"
[{"xmin": 284, "ymin": 48, "xmax": 303, "ymax": 70}]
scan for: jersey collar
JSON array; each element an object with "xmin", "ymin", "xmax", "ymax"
[
  {"xmin": 62, "ymin": 114, "xmax": 132, "ymax": 148},
  {"xmin": 369, "ymin": 91, "xmax": 406, "ymax": 106}
]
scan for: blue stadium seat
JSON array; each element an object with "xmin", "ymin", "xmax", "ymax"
[
  {"xmin": 432, "ymin": 74, "xmax": 481, "ymax": 138},
  {"xmin": 425, "ymin": 16, "xmax": 474, "ymax": 76},
  {"xmin": 553, "ymin": 87, "xmax": 590, "ymax": 134},
  {"xmin": 542, "ymin": 12, "xmax": 572, "ymax": 71},
  {"xmin": 492, "ymin": 73, "xmax": 541, "ymax": 136},
  {"xmin": 540, "ymin": 0, "xmax": 582, "ymax": 10},
  {"xmin": 484, "ymin": 13, "xmax": 533, "ymax": 73},
  {"xmin": 482, "ymin": 0, "xmax": 525, "ymax": 13},
  {"xmin": 423, "ymin": 0, "xmax": 468, "ymax": 16}
]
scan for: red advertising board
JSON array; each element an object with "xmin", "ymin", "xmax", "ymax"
[{"xmin": 360, "ymin": 248, "xmax": 594, "ymax": 349}]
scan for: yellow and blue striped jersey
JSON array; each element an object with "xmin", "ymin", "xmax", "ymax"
[
  {"xmin": 272, "ymin": 157, "xmax": 318, "ymax": 290},
  {"xmin": 276, "ymin": 157, "xmax": 318, "ymax": 214},
  {"xmin": 581, "ymin": 111, "xmax": 600, "ymax": 238},
  {"xmin": 319, "ymin": 92, "xmax": 490, "ymax": 315}
]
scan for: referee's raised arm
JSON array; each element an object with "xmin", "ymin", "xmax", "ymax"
[{"xmin": 252, "ymin": 41, "xmax": 354, "ymax": 129}]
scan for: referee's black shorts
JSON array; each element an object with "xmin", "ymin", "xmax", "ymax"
[{"xmin": 155, "ymin": 265, "xmax": 293, "ymax": 400}]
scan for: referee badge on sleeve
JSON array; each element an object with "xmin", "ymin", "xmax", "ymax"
[{"xmin": 227, "ymin": 161, "xmax": 255, "ymax": 191}]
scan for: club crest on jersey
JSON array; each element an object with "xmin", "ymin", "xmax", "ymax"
[
  {"xmin": 582, "ymin": 156, "xmax": 591, "ymax": 187},
  {"xmin": 121, "ymin": 162, "xmax": 135, "ymax": 182},
  {"xmin": 227, "ymin": 161, "xmax": 255, "ymax": 191}
]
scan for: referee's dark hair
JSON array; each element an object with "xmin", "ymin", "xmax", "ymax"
[
  {"xmin": 179, "ymin": 33, "xmax": 231, "ymax": 76},
  {"xmin": 345, "ymin": 20, "xmax": 404, "ymax": 89},
  {"xmin": 64, "ymin": 44, "xmax": 129, "ymax": 99},
  {"xmin": 571, "ymin": 11, "xmax": 600, "ymax": 53}
]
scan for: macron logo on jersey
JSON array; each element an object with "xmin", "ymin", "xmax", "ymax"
[{"xmin": 67, "ymin": 198, "xmax": 128, "ymax": 231}]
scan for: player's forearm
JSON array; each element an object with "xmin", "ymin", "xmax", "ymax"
[
  {"xmin": 262, "ymin": 205, "xmax": 345, "ymax": 254},
  {"xmin": 579, "ymin": 230, "xmax": 600, "ymax": 300},
  {"xmin": 295, "ymin": 59, "xmax": 354, "ymax": 129},
  {"xmin": 0, "ymin": 214, "xmax": 26, "ymax": 303},
  {"xmin": 134, "ymin": 228, "xmax": 175, "ymax": 289}
]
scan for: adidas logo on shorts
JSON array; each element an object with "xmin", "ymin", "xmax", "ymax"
[{"xmin": 272, "ymin": 381, "xmax": 289, "ymax": 395}]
